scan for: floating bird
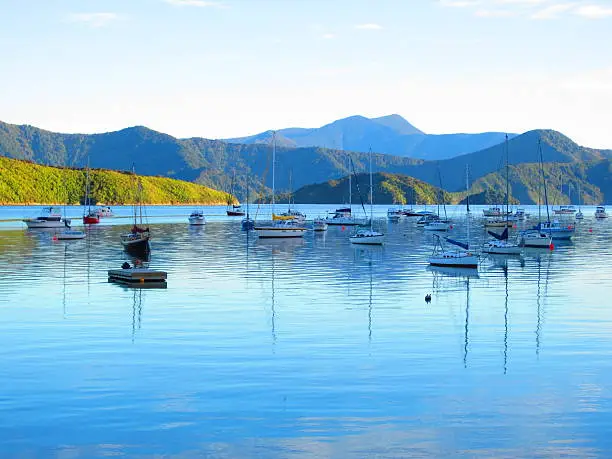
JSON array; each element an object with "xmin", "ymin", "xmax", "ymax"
[{"xmin": 425, "ymin": 294, "xmax": 431, "ymax": 303}]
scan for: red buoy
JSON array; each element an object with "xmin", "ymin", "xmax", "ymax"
[
  {"xmin": 341, "ymin": 226, "xmax": 346, "ymax": 231},
  {"xmin": 549, "ymin": 243, "xmax": 555, "ymax": 251},
  {"xmin": 589, "ymin": 228, "xmax": 593, "ymax": 233}
]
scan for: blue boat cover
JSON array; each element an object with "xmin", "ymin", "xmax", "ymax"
[{"xmin": 445, "ymin": 237, "xmax": 469, "ymax": 250}]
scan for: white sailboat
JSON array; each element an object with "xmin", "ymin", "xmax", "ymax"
[
  {"xmin": 327, "ymin": 153, "xmax": 361, "ymax": 226},
  {"xmin": 483, "ymin": 135, "xmax": 521, "ymax": 255},
  {"xmin": 575, "ymin": 183, "xmax": 584, "ymax": 220},
  {"xmin": 423, "ymin": 167, "xmax": 451, "ymax": 231},
  {"xmin": 350, "ymin": 148, "xmax": 384, "ymax": 245},
  {"xmin": 520, "ymin": 140, "xmax": 553, "ymax": 248},
  {"xmin": 428, "ymin": 166, "xmax": 477, "ymax": 268},
  {"xmin": 255, "ymin": 132, "xmax": 308, "ymax": 238}
]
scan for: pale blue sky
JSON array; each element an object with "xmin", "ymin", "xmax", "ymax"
[{"xmin": 1, "ymin": 0, "xmax": 611, "ymax": 147}]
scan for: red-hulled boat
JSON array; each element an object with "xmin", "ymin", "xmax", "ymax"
[{"xmin": 83, "ymin": 212, "xmax": 100, "ymax": 224}]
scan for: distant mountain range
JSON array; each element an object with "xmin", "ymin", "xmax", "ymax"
[
  {"xmin": 226, "ymin": 114, "xmax": 516, "ymax": 160},
  {"xmin": 1, "ymin": 119, "xmax": 611, "ymax": 204}
]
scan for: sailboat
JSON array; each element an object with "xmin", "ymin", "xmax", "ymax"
[
  {"xmin": 483, "ymin": 135, "xmax": 521, "ymax": 255},
  {"xmin": 575, "ymin": 183, "xmax": 584, "ymax": 220},
  {"xmin": 82, "ymin": 162, "xmax": 100, "ymax": 225},
  {"xmin": 120, "ymin": 167, "xmax": 151, "ymax": 254},
  {"xmin": 226, "ymin": 171, "xmax": 245, "ymax": 216},
  {"xmin": 428, "ymin": 178, "xmax": 477, "ymax": 268},
  {"xmin": 424, "ymin": 166, "xmax": 451, "ymax": 231},
  {"xmin": 520, "ymin": 140, "xmax": 554, "ymax": 248},
  {"xmin": 531, "ymin": 142, "xmax": 575, "ymax": 240},
  {"xmin": 327, "ymin": 153, "xmax": 361, "ymax": 226},
  {"xmin": 241, "ymin": 174, "xmax": 255, "ymax": 230},
  {"xmin": 350, "ymin": 148, "xmax": 384, "ymax": 245},
  {"xmin": 255, "ymin": 132, "xmax": 308, "ymax": 238},
  {"xmin": 273, "ymin": 170, "xmax": 306, "ymax": 223}
]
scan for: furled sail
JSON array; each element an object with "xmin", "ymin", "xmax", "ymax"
[{"xmin": 487, "ymin": 227, "xmax": 508, "ymax": 241}]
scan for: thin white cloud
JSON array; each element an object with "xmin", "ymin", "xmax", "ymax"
[
  {"xmin": 322, "ymin": 33, "xmax": 336, "ymax": 39},
  {"xmin": 531, "ymin": 3, "xmax": 576, "ymax": 20},
  {"xmin": 574, "ymin": 4, "xmax": 612, "ymax": 19},
  {"xmin": 67, "ymin": 12, "xmax": 121, "ymax": 28},
  {"xmin": 355, "ymin": 23, "xmax": 383, "ymax": 30},
  {"xmin": 439, "ymin": 0, "xmax": 481, "ymax": 7},
  {"xmin": 164, "ymin": 0, "xmax": 225, "ymax": 7},
  {"xmin": 474, "ymin": 8, "xmax": 516, "ymax": 16}
]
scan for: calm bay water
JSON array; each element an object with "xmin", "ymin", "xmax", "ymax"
[{"xmin": 1, "ymin": 204, "xmax": 612, "ymax": 457}]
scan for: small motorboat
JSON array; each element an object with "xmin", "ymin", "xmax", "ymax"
[
  {"xmin": 188, "ymin": 210, "xmax": 206, "ymax": 225},
  {"xmin": 313, "ymin": 218, "xmax": 328, "ymax": 232},
  {"xmin": 595, "ymin": 206, "xmax": 608, "ymax": 219},
  {"xmin": 23, "ymin": 206, "xmax": 69, "ymax": 229}
]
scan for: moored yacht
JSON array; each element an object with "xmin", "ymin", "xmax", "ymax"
[
  {"xmin": 350, "ymin": 147, "xmax": 384, "ymax": 246},
  {"xmin": 188, "ymin": 210, "xmax": 206, "ymax": 225},
  {"xmin": 23, "ymin": 206, "xmax": 69, "ymax": 229},
  {"xmin": 595, "ymin": 206, "xmax": 608, "ymax": 219}
]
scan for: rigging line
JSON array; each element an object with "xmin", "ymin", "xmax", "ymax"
[{"xmin": 349, "ymin": 156, "xmax": 368, "ymax": 219}]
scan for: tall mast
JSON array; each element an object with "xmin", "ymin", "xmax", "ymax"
[
  {"xmin": 538, "ymin": 140, "xmax": 550, "ymax": 223},
  {"xmin": 272, "ymin": 131, "xmax": 276, "ymax": 217},
  {"xmin": 465, "ymin": 164, "xmax": 470, "ymax": 213},
  {"xmin": 505, "ymin": 133, "xmax": 509, "ymax": 225},
  {"xmin": 369, "ymin": 147, "xmax": 373, "ymax": 231},
  {"xmin": 348, "ymin": 153, "xmax": 352, "ymax": 212}
]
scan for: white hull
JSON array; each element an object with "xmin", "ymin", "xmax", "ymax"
[
  {"xmin": 520, "ymin": 232, "xmax": 552, "ymax": 248},
  {"xmin": 24, "ymin": 219, "xmax": 68, "ymax": 229},
  {"xmin": 327, "ymin": 218, "xmax": 361, "ymax": 226},
  {"xmin": 482, "ymin": 242, "xmax": 522, "ymax": 255},
  {"xmin": 424, "ymin": 222, "xmax": 450, "ymax": 231},
  {"xmin": 428, "ymin": 252, "xmax": 478, "ymax": 268},
  {"xmin": 349, "ymin": 234, "xmax": 385, "ymax": 245},
  {"xmin": 188, "ymin": 216, "xmax": 206, "ymax": 225},
  {"xmin": 56, "ymin": 230, "xmax": 86, "ymax": 240},
  {"xmin": 255, "ymin": 227, "xmax": 307, "ymax": 238}
]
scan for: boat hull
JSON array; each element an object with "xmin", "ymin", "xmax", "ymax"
[
  {"xmin": 56, "ymin": 230, "xmax": 86, "ymax": 240},
  {"xmin": 349, "ymin": 235, "xmax": 384, "ymax": 245},
  {"xmin": 227, "ymin": 211, "xmax": 245, "ymax": 217},
  {"xmin": 482, "ymin": 243, "xmax": 522, "ymax": 255},
  {"xmin": 520, "ymin": 232, "xmax": 552, "ymax": 248},
  {"xmin": 188, "ymin": 217, "xmax": 206, "ymax": 225},
  {"xmin": 428, "ymin": 255, "xmax": 478, "ymax": 269},
  {"xmin": 83, "ymin": 215, "xmax": 100, "ymax": 225},
  {"xmin": 24, "ymin": 219, "xmax": 69, "ymax": 229},
  {"xmin": 121, "ymin": 235, "xmax": 151, "ymax": 254},
  {"xmin": 255, "ymin": 227, "xmax": 307, "ymax": 238}
]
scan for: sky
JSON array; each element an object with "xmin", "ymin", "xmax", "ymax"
[{"xmin": 1, "ymin": 0, "xmax": 611, "ymax": 148}]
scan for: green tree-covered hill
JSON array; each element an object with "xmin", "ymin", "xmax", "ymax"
[{"xmin": 0, "ymin": 156, "xmax": 232, "ymax": 205}]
